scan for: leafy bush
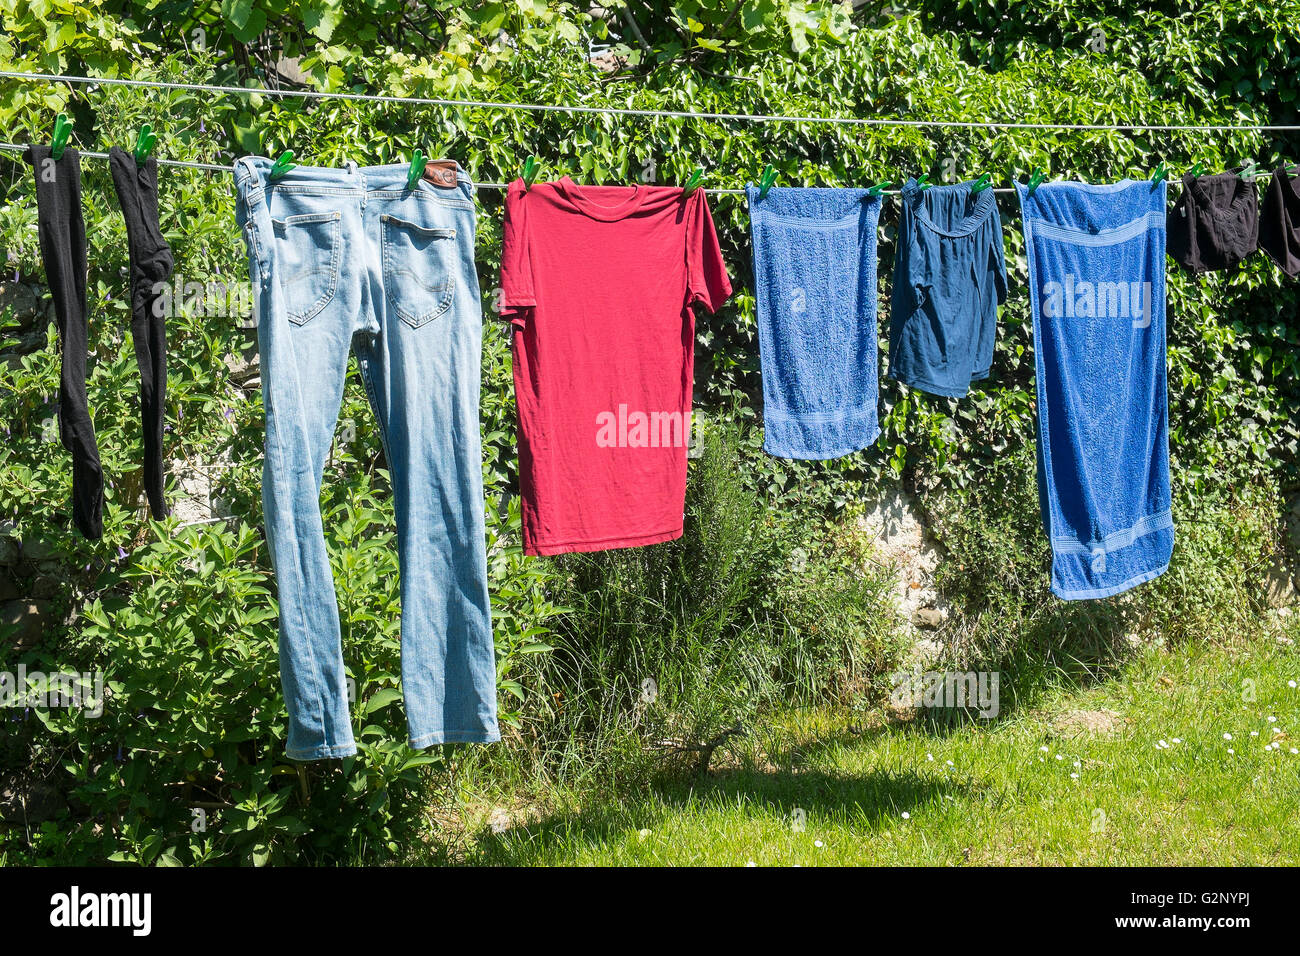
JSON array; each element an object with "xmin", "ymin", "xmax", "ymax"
[
  {"xmin": 501, "ymin": 419, "xmax": 900, "ymax": 787},
  {"xmin": 1, "ymin": 3, "xmax": 1298, "ymax": 862},
  {"xmin": 929, "ymin": 444, "xmax": 1279, "ymax": 715}
]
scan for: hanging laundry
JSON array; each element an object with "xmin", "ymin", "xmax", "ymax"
[
  {"xmin": 499, "ymin": 176, "xmax": 732, "ymax": 555},
  {"xmin": 1166, "ymin": 170, "xmax": 1258, "ymax": 274},
  {"xmin": 889, "ymin": 178, "xmax": 1007, "ymax": 397},
  {"xmin": 1259, "ymin": 164, "xmax": 1300, "ymax": 278},
  {"xmin": 746, "ymin": 186, "xmax": 882, "ymax": 459},
  {"xmin": 1017, "ymin": 179, "xmax": 1173, "ymax": 600},
  {"xmin": 23, "ymin": 144, "xmax": 103, "ymax": 539},
  {"xmin": 233, "ymin": 157, "xmax": 498, "ymax": 759},
  {"xmin": 108, "ymin": 147, "xmax": 173, "ymax": 520}
]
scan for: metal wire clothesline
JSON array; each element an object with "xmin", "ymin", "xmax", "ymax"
[
  {"xmin": 5, "ymin": 71, "xmax": 1300, "ymax": 132},
  {"xmin": 0, "ymin": 141, "xmax": 1020, "ymax": 195},
  {"xmin": 0, "ymin": 70, "xmax": 1294, "ymax": 195}
]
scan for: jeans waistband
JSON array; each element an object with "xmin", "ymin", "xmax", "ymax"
[{"xmin": 233, "ymin": 156, "xmax": 474, "ymax": 200}]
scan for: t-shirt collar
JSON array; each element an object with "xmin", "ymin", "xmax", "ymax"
[{"xmin": 555, "ymin": 175, "xmax": 649, "ymax": 221}]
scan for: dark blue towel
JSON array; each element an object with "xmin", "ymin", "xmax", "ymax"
[
  {"xmin": 1018, "ymin": 179, "xmax": 1173, "ymax": 600},
  {"xmin": 889, "ymin": 178, "xmax": 1007, "ymax": 397},
  {"xmin": 747, "ymin": 186, "xmax": 882, "ymax": 459}
]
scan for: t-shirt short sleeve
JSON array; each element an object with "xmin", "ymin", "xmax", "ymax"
[
  {"xmin": 686, "ymin": 191, "xmax": 733, "ymax": 314},
  {"xmin": 499, "ymin": 179, "xmax": 537, "ymax": 328}
]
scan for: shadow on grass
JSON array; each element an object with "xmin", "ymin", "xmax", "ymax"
[
  {"xmin": 470, "ymin": 761, "xmax": 972, "ymax": 864},
  {"xmin": 900, "ymin": 594, "xmax": 1138, "ymax": 739}
]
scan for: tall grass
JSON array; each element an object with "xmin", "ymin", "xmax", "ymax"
[
  {"xmin": 927, "ymin": 442, "xmax": 1280, "ymax": 722},
  {"xmin": 493, "ymin": 420, "xmax": 904, "ymax": 788}
]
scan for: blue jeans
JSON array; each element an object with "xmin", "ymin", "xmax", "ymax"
[{"xmin": 234, "ymin": 157, "xmax": 498, "ymax": 759}]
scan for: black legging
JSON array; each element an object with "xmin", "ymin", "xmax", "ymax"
[
  {"xmin": 24, "ymin": 145, "xmax": 102, "ymax": 538},
  {"xmin": 109, "ymin": 147, "xmax": 173, "ymax": 520}
]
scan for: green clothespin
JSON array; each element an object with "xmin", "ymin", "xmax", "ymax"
[
  {"xmin": 50, "ymin": 112, "xmax": 73, "ymax": 160},
  {"xmin": 916, "ymin": 173, "xmax": 932, "ymax": 190},
  {"xmin": 682, "ymin": 167, "xmax": 704, "ymax": 196},
  {"xmin": 970, "ymin": 172, "xmax": 992, "ymax": 194},
  {"xmin": 757, "ymin": 163, "xmax": 777, "ymax": 199},
  {"xmin": 1150, "ymin": 161, "xmax": 1169, "ymax": 189},
  {"xmin": 133, "ymin": 123, "xmax": 156, "ymax": 166},
  {"xmin": 269, "ymin": 149, "xmax": 296, "ymax": 180},
  {"xmin": 1189, "ymin": 161, "xmax": 1205, "ymax": 178},
  {"xmin": 406, "ymin": 150, "xmax": 427, "ymax": 190},
  {"xmin": 1239, "ymin": 161, "xmax": 1258, "ymax": 182},
  {"xmin": 1026, "ymin": 168, "xmax": 1047, "ymax": 195},
  {"xmin": 867, "ymin": 179, "xmax": 892, "ymax": 198},
  {"xmin": 520, "ymin": 155, "xmax": 540, "ymax": 191}
]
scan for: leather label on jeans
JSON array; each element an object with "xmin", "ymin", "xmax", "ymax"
[{"xmin": 423, "ymin": 162, "xmax": 460, "ymax": 188}]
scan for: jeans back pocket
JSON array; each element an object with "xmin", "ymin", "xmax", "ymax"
[
  {"xmin": 381, "ymin": 214, "xmax": 456, "ymax": 329},
  {"xmin": 271, "ymin": 211, "xmax": 342, "ymax": 326}
]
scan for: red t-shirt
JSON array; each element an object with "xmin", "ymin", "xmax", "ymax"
[{"xmin": 500, "ymin": 176, "xmax": 733, "ymax": 556}]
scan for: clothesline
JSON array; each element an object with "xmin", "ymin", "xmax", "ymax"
[
  {"xmin": 0, "ymin": 142, "xmax": 1026, "ymax": 194},
  {"xmin": 0, "ymin": 142, "xmax": 230, "ymax": 173},
  {"xmin": 4, "ymin": 70, "xmax": 1300, "ymax": 132},
  {"xmin": 2, "ymin": 71, "xmax": 1293, "ymax": 195},
  {"xmin": 0, "ymin": 142, "xmax": 1284, "ymax": 197}
]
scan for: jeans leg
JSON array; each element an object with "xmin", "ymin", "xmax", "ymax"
[
  {"xmin": 361, "ymin": 188, "xmax": 498, "ymax": 747},
  {"xmin": 236, "ymin": 160, "xmax": 363, "ymax": 760}
]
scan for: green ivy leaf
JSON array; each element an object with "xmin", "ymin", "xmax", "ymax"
[{"xmin": 302, "ymin": 1, "xmax": 344, "ymax": 43}]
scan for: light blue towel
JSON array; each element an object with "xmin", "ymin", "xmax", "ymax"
[
  {"xmin": 747, "ymin": 185, "xmax": 882, "ymax": 458},
  {"xmin": 1017, "ymin": 179, "xmax": 1173, "ymax": 600}
]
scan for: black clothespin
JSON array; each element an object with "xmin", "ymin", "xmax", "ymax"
[{"xmin": 757, "ymin": 164, "xmax": 777, "ymax": 199}]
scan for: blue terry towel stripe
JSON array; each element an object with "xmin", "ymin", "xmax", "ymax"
[
  {"xmin": 747, "ymin": 185, "xmax": 882, "ymax": 459},
  {"xmin": 1017, "ymin": 179, "xmax": 1174, "ymax": 600}
]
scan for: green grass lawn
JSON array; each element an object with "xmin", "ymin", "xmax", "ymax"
[{"xmin": 450, "ymin": 632, "xmax": 1300, "ymax": 866}]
